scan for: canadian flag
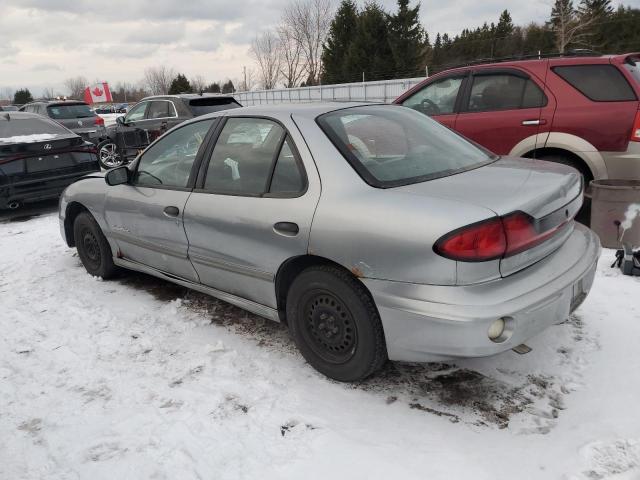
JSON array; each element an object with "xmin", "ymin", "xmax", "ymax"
[{"xmin": 83, "ymin": 82, "xmax": 113, "ymax": 104}]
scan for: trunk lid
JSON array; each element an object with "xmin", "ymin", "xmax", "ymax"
[{"xmin": 396, "ymin": 157, "xmax": 583, "ymax": 277}]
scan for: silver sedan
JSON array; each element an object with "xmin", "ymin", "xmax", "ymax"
[{"xmin": 59, "ymin": 103, "xmax": 601, "ymax": 382}]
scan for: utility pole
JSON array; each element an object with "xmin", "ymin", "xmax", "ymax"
[{"xmin": 243, "ymin": 66, "xmax": 247, "ymax": 91}]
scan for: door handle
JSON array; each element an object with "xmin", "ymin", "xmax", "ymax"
[
  {"xmin": 521, "ymin": 119, "xmax": 547, "ymax": 126},
  {"xmin": 163, "ymin": 206, "xmax": 180, "ymax": 217},
  {"xmin": 273, "ymin": 222, "xmax": 299, "ymax": 236}
]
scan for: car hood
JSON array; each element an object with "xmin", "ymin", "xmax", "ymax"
[{"xmin": 393, "ymin": 157, "xmax": 582, "ymax": 218}]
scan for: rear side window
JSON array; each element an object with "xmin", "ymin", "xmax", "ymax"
[
  {"xmin": 624, "ymin": 58, "xmax": 640, "ymax": 84},
  {"xmin": 467, "ymin": 74, "xmax": 546, "ymax": 112},
  {"xmin": 188, "ymin": 98, "xmax": 241, "ymax": 116},
  {"xmin": 553, "ymin": 65, "xmax": 637, "ymax": 102},
  {"xmin": 47, "ymin": 104, "xmax": 95, "ymax": 119}
]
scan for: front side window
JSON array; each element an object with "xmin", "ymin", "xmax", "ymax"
[
  {"xmin": 318, "ymin": 105, "xmax": 494, "ymax": 188},
  {"xmin": 146, "ymin": 101, "xmax": 175, "ymax": 119},
  {"xmin": 125, "ymin": 102, "xmax": 148, "ymax": 122},
  {"xmin": 402, "ymin": 76, "xmax": 464, "ymax": 116},
  {"xmin": 203, "ymin": 118, "xmax": 286, "ymax": 195},
  {"xmin": 133, "ymin": 119, "xmax": 214, "ymax": 188},
  {"xmin": 553, "ymin": 65, "xmax": 637, "ymax": 102},
  {"xmin": 467, "ymin": 74, "xmax": 546, "ymax": 112}
]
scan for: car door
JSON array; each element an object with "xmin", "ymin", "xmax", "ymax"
[
  {"xmin": 104, "ymin": 118, "xmax": 216, "ymax": 281},
  {"xmin": 398, "ymin": 73, "xmax": 467, "ymax": 129},
  {"xmin": 453, "ymin": 68, "xmax": 555, "ymax": 155},
  {"xmin": 183, "ymin": 115, "xmax": 321, "ymax": 309},
  {"xmin": 143, "ymin": 100, "xmax": 182, "ymax": 143}
]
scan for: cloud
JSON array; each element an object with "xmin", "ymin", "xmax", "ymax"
[{"xmin": 30, "ymin": 63, "xmax": 63, "ymax": 71}]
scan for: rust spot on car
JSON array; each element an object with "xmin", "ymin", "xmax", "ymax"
[{"xmin": 351, "ymin": 266, "xmax": 364, "ymax": 278}]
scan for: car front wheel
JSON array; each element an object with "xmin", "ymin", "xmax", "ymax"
[
  {"xmin": 73, "ymin": 212, "xmax": 118, "ymax": 279},
  {"xmin": 286, "ymin": 265, "xmax": 387, "ymax": 382},
  {"xmin": 97, "ymin": 139, "xmax": 123, "ymax": 169}
]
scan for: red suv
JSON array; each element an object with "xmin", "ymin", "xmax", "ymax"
[{"xmin": 394, "ymin": 53, "xmax": 640, "ymax": 182}]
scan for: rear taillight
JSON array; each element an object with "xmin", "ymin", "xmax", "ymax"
[
  {"xmin": 632, "ymin": 110, "xmax": 640, "ymax": 142},
  {"xmin": 434, "ymin": 211, "xmax": 569, "ymax": 262},
  {"xmin": 94, "ymin": 116, "xmax": 105, "ymax": 126}
]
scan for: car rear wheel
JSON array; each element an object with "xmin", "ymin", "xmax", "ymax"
[
  {"xmin": 73, "ymin": 212, "xmax": 118, "ymax": 279},
  {"xmin": 286, "ymin": 265, "xmax": 387, "ymax": 382},
  {"xmin": 97, "ymin": 139, "xmax": 123, "ymax": 169}
]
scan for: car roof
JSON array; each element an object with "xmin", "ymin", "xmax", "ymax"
[
  {"xmin": 0, "ymin": 111, "xmax": 44, "ymax": 120},
  {"xmin": 139, "ymin": 94, "xmax": 237, "ymax": 102},
  {"xmin": 24, "ymin": 100, "xmax": 88, "ymax": 106},
  {"xmin": 194, "ymin": 102, "xmax": 384, "ymax": 121}
]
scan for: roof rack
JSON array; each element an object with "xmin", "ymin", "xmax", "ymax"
[{"xmin": 443, "ymin": 49, "xmax": 601, "ymax": 70}]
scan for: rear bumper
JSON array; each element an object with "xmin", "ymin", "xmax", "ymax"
[
  {"xmin": 364, "ymin": 223, "xmax": 601, "ymax": 362},
  {"xmin": 601, "ymin": 141, "xmax": 640, "ymax": 180},
  {"xmin": 0, "ymin": 167, "xmax": 98, "ymax": 209}
]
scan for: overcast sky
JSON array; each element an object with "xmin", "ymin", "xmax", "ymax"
[{"xmin": 0, "ymin": 0, "xmax": 637, "ymax": 97}]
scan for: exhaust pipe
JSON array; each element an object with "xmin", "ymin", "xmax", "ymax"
[{"xmin": 8, "ymin": 201, "xmax": 21, "ymax": 210}]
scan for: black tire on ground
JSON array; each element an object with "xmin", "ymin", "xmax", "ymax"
[
  {"xmin": 536, "ymin": 153, "xmax": 593, "ymax": 226},
  {"xmin": 97, "ymin": 139, "xmax": 123, "ymax": 169},
  {"xmin": 73, "ymin": 212, "xmax": 119, "ymax": 279},
  {"xmin": 286, "ymin": 265, "xmax": 387, "ymax": 382}
]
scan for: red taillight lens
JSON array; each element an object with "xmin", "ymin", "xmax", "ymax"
[
  {"xmin": 94, "ymin": 116, "xmax": 105, "ymax": 126},
  {"xmin": 435, "ymin": 211, "xmax": 568, "ymax": 262},
  {"xmin": 631, "ymin": 110, "xmax": 640, "ymax": 142},
  {"xmin": 434, "ymin": 217, "xmax": 506, "ymax": 261}
]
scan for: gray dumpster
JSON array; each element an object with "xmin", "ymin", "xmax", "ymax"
[{"xmin": 590, "ymin": 179, "xmax": 640, "ymax": 249}]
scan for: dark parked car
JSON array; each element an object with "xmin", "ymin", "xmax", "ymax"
[
  {"xmin": 96, "ymin": 94, "xmax": 241, "ymax": 169},
  {"xmin": 395, "ymin": 52, "xmax": 640, "ymax": 182},
  {"xmin": 20, "ymin": 100, "xmax": 108, "ymax": 146},
  {"xmin": 0, "ymin": 112, "xmax": 99, "ymax": 210}
]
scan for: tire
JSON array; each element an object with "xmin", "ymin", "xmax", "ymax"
[
  {"xmin": 97, "ymin": 139, "xmax": 123, "ymax": 169},
  {"xmin": 73, "ymin": 212, "xmax": 118, "ymax": 279},
  {"xmin": 286, "ymin": 265, "xmax": 387, "ymax": 382}
]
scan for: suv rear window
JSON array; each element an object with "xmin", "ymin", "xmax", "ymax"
[
  {"xmin": 187, "ymin": 98, "xmax": 241, "ymax": 116},
  {"xmin": 317, "ymin": 105, "xmax": 494, "ymax": 188},
  {"xmin": 553, "ymin": 65, "xmax": 637, "ymax": 102},
  {"xmin": 47, "ymin": 103, "xmax": 95, "ymax": 119}
]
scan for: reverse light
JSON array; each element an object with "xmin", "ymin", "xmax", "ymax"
[{"xmin": 631, "ymin": 110, "xmax": 640, "ymax": 142}]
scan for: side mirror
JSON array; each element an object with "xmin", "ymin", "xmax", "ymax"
[
  {"xmin": 105, "ymin": 166, "xmax": 130, "ymax": 186},
  {"xmin": 116, "ymin": 115, "xmax": 126, "ymax": 125}
]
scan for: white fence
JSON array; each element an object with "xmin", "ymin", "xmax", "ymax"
[{"xmin": 233, "ymin": 77, "xmax": 425, "ymax": 106}]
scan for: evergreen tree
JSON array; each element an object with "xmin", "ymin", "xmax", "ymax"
[
  {"xmin": 344, "ymin": 2, "xmax": 395, "ymax": 81},
  {"xmin": 322, "ymin": 0, "xmax": 359, "ymax": 84},
  {"xmin": 168, "ymin": 74, "xmax": 192, "ymax": 94},
  {"xmin": 205, "ymin": 82, "xmax": 222, "ymax": 93},
  {"xmin": 14, "ymin": 88, "xmax": 33, "ymax": 104},
  {"xmin": 221, "ymin": 80, "xmax": 235, "ymax": 94},
  {"xmin": 494, "ymin": 10, "xmax": 515, "ymax": 57},
  {"xmin": 578, "ymin": 0, "xmax": 614, "ymax": 49},
  {"xmin": 387, "ymin": 0, "xmax": 426, "ymax": 76}
]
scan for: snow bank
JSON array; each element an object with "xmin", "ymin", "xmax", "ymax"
[
  {"xmin": 0, "ymin": 133, "xmax": 58, "ymax": 144},
  {"xmin": 1, "ymin": 212, "xmax": 639, "ymax": 479}
]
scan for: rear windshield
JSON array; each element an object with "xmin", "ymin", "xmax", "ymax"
[
  {"xmin": 317, "ymin": 105, "xmax": 494, "ymax": 188},
  {"xmin": 187, "ymin": 97, "xmax": 241, "ymax": 116},
  {"xmin": 0, "ymin": 116, "xmax": 70, "ymax": 143},
  {"xmin": 624, "ymin": 58, "xmax": 640, "ymax": 84},
  {"xmin": 553, "ymin": 65, "xmax": 637, "ymax": 102},
  {"xmin": 47, "ymin": 103, "xmax": 95, "ymax": 119}
]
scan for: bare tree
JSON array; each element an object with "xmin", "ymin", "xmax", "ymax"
[
  {"xmin": 237, "ymin": 67, "xmax": 259, "ymax": 92},
  {"xmin": 41, "ymin": 87, "xmax": 56, "ymax": 99},
  {"xmin": 143, "ymin": 66, "xmax": 176, "ymax": 95},
  {"xmin": 550, "ymin": 0, "xmax": 597, "ymax": 53},
  {"xmin": 190, "ymin": 75, "xmax": 207, "ymax": 93},
  {"xmin": 0, "ymin": 87, "xmax": 14, "ymax": 101},
  {"xmin": 277, "ymin": 22, "xmax": 305, "ymax": 88},
  {"xmin": 250, "ymin": 31, "xmax": 282, "ymax": 89},
  {"xmin": 282, "ymin": 0, "xmax": 332, "ymax": 85},
  {"xmin": 64, "ymin": 76, "xmax": 88, "ymax": 100}
]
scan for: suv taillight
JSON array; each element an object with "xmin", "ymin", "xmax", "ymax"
[
  {"xmin": 94, "ymin": 116, "xmax": 105, "ymax": 126},
  {"xmin": 632, "ymin": 110, "xmax": 640, "ymax": 142},
  {"xmin": 434, "ymin": 212, "xmax": 568, "ymax": 262}
]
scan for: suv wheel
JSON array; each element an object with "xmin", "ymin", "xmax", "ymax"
[
  {"xmin": 97, "ymin": 139, "xmax": 123, "ymax": 169},
  {"xmin": 286, "ymin": 265, "xmax": 387, "ymax": 382}
]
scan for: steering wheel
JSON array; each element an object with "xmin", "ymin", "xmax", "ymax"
[{"xmin": 419, "ymin": 98, "xmax": 441, "ymax": 115}]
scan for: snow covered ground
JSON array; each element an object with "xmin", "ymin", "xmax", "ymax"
[{"xmin": 1, "ymin": 206, "xmax": 640, "ymax": 480}]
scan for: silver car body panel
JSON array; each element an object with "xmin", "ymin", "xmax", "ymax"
[{"xmin": 59, "ymin": 102, "xmax": 602, "ymax": 361}]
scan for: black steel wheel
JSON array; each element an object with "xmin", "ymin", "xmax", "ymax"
[
  {"xmin": 287, "ymin": 265, "xmax": 387, "ymax": 382},
  {"xmin": 73, "ymin": 212, "xmax": 118, "ymax": 279}
]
